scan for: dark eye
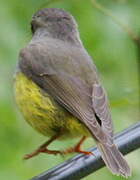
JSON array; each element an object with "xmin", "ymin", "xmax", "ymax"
[
  {"xmin": 36, "ymin": 14, "xmax": 41, "ymax": 18},
  {"xmin": 62, "ymin": 16, "xmax": 70, "ymax": 20}
]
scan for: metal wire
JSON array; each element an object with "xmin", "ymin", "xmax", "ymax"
[{"xmin": 31, "ymin": 122, "xmax": 140, "ymax": 180}]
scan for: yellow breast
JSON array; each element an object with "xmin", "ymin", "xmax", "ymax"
[{"xmin": 14, "ymin": 72, "xmax": 90, "ymax": 138}]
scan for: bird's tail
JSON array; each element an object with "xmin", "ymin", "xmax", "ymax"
[{"xmin": 97, "ymin": 142, "xmax": 131, "ymax": 178}]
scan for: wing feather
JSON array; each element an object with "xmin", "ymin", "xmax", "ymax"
[{"xmin": 92, "ymin": 83, "xmax": 113, "ymax": 137}]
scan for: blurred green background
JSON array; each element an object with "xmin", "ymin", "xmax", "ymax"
[{"xmin": 0, "ymin": 0, "xmax": 139, "ymax": 179}]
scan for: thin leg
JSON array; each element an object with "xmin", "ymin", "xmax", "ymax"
[
  {"xmin": 63, "ymin": 136, "xmax": 94, "ymax": 155},
  {"xmin": 24, "ymin": 134, "xmax": 62, "ymax": 160}
]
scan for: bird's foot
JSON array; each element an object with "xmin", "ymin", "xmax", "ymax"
[
  {"xmin": 62, "ymin": 145, "xmax": 94, "ymax": 156},
  {"xmin": 23, "ymin": 134, "xmax": 62, "ymax": 160},
  {"xmin": 24, "ymin": 147, "xmax": 62, "ymax": 160},
  {"xmin": 62, "ymin": 136, "xmax": 94, "ymax": 156}
]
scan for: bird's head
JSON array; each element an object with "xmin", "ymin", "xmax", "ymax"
[{"xmin": 31, "ymin": 8, "xmax": 80, "ymax": 43}]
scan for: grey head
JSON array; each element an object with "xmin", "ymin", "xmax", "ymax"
[{"xmin": 31, "ymin": 8, "xmax": 81, "ymax": 44}]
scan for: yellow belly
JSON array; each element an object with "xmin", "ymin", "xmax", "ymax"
[{"xmin": 14, "ymin": 72, "xmax": 90, "ymax": 138}]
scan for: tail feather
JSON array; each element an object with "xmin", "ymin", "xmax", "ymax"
[{"xmin": 97, "ymin": 143, "xmax": 131, "ymax": 178}]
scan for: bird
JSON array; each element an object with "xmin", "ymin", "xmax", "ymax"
[{"xmin": 14, "ymin": 8, "xmax": 131, "ymax": 177}]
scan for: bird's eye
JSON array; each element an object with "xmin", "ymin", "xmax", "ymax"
[
  {"xmin": 62, "ymin": 16, "xmax": 69, "ymax": 20},
  {"xmin": 36, "ymin": 15, "xmax": 40, "ymax": 18}
]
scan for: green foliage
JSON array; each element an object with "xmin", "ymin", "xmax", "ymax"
[{"xmin": 0, "ymin": 0, "xmax": 139, "ymax": 179}]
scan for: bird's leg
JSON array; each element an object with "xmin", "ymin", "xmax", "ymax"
[
  {"xmin": 24, "ymin": 134, "xmax": 62, "ymax": 160},
  {"xmin": 62, "ymin": 136, "xmax": 94, "ymax": 155}
]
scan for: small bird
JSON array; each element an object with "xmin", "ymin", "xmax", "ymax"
[{"xmin": 14, "ymin": 8, "xmax": 131, "ymax": 177}]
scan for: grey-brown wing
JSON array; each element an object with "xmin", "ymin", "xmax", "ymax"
[
  {"xmin": 92, "ymin": 83, "xmax": 113, "ymax": 137},
  {"xmin": 19, "ymin": 45, "xmax": 112, "ymax": 145},
  {"xmin": 38, "ymin": 73, "xmax": 111, "ymax": 144}
]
